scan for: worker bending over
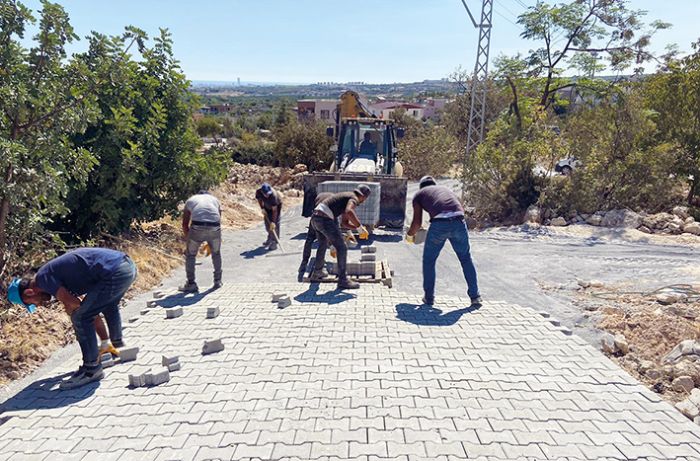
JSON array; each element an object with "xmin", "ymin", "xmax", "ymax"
[
  {"xmin": 181, "ymin": 190, "xmax": 223, "ymax": 293},
  {"xmin": 7, "ymin": 248, "xmax": 137, "ymax": 389},
  {"xmin": 310, "ymin": 185, "xmax": 371, "ymax": 290},
  {"xmin": 407, "ymin": 176, "xmax": 482, "ymax": 306},
  {"xmin": 255, "ymin": 183, "xmax": 283, "ymax": 250}
]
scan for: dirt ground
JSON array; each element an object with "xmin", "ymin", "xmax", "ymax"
[
  {"xmin": 0, "ymin": 163, "xmax": 304, "ymax": 387},
  {"xmin": 574, "ymin": 284, "xmax": 700, "ymax": 403}
]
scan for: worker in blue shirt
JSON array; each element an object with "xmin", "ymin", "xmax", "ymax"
[{"xmin": 7, "ymin": 248, "xmax": 137, "ymax": 389}]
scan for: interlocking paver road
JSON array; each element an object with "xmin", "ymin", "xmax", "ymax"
[{"xmin": 1, "ymin": 283, "xmax": 699, "ymax": 461}]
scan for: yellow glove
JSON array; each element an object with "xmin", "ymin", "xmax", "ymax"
[
  {"xmin": 344, "ymin": 232, "xmax": 357, "ymax": 244},
  {"xmin": 358, "ymin": 226, "xmax": 369, "ymax": 240},
  {"xmin": 203, "ymin": 242, "xmax": 211, "ymax": 256},
  {"xmin": 406, "ymin": 234, "xmax": 415, "ymax": 244},
  {"xmin": 330, "ymin": 246, "xmax": 337, "ymax": 259}
]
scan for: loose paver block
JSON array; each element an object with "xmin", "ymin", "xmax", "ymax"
[
  {"xmin": 560, "ymin": 326, "xmax": 573, "ymax": 336},
  {"xmin": 360, "ymin": 253, "xmax": 376, "ymax": 261},
  {"xmin": 3, "ymin": 283, "xmax": 700, "ymax": 461},
  {"xmin": 360, "ymin": 245, "xmax": 377, "ymax": 254},
  {"xmin": 202, "ymin": 338, "xmax": 224, "ymax": 355},
  {"xmin": 139, "ymin": 309, "xmax": 149, "ymax": 315},
  {"xmin": 537, "ymin": 310, "xmax": 551, "ymax": 318},
  {"xmin": 271, "ymin": 292, "xmax": 287, "ymax": 302},
  {"xmin": 161, "ymin": 355, "xmax": 179, "ymax": 367},
  {"xmin": 146, "ymin": 300, "xmax": 158, "ymax": 308},
  {"xmin": 144, "ymin": 369, "xmax": 170, "ymax": 387},
  {"xmin": 153, "ymin": 290, "xmax": 165, "ymax": 299},
  {"xmin": 118, "ymin": 346, "xmax": 139, "ymax": 363},
  {"xmin": 206, "ymin": 306, "xmax": 220, "ymax": 319},
  {"xmin": 167, "ymin": 361, "xmax": 181, "ymax": 372},
  {"xmin": 549, "ymin": 317, "xmax": 561, "ymax": 327},
  {"xmin": 165, "ymin": 307, "xmax": 183, "ymax": 319},
  {"xmin": 277, "ymin": 296, "xmax": 292, "ymax": 309}
]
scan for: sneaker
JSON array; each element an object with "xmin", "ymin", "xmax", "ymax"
[
  {"xmin": 268, "ymin": 242, "xmax": 278, "ymax": 251},
  {"xmin": 470, "ymin": 296, "xmax": 483, "ymax": 307},
  {"xmin": 60, "ymin": 367, "xmax": 104, "ymax": 390},
  {"xmin": 337, "ymin": 278, "xmax": 360, "ymax": 290},
  {"xmin": 422, "ymin": 296, "xmax": 434, "ymax": 306},
  {"xmin": 213, "ymin": 280, "xmax": 223, "ymax": 290},
  {"xmin": 310, "ymin": 268, "xmax": 329, "ymax": 281},
  {"xmin": 178, "ymin": 282, "xmax": 198, "ymax": 293}
]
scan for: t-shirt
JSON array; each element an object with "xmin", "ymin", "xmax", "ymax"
[
  {"xmin": 319, "ymin": 191, "xmax": 359, "ymax": 218},
  {"xmin": 255, "ymin": 188, "xmax": 282, "ymax": 210},
  {"xmin": 185, "ymin": 193, "xmax": 221, "ymax": 223},
  {"xmin": 36, "ymin": 248, "xmax": 128, "ymax": 296},
  {"xmin": 314, "ymin": 192, "xmax": 333, "ymax": 207},
  {"xmin": 412, "ymin": 185, "xmax": 464, "ymax": 219}
]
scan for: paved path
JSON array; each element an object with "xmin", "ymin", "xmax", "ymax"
[{"xmin": 1, "ymin": 282, "xmax": 699, "ymax": 460}]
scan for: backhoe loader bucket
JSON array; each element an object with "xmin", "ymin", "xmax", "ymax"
[{"xmin": 303, "ymin": 173, "xmax": 407, "ymax": 228}]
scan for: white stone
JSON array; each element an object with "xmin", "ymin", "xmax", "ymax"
[
  {"xmin": 656, "ymin": 292, "xmax": 682, "ymax": 305},
  {"xmin": 277, "ymin": 296, "xmax": 292, "ymax": 309},
  {"xmin": 673, "ymin": 206, "xmax": 690, "ymax": 219},
  {"xmin": 675, "ymin": 399, "xmax": 700, "ymax": 419},
  {"xmin": 601, "ymin": 209, "xmax": 641, "ymax": 228},
  {"xmin": 613, "ymin": 334, "xmax": 629, "ymax": 355},
  {"xmin": 550, "ymin": 217, "xmax": 567, "ymax": 226},
  {"xmin": 601, "ymin": 333, "xmax": 617, "ymax": 355},
  {"xmin": 586, "ymin": 214, "xmax": 603, "ymax": 226},
  {"xmin": 664, "ymin": 340, "xmax": 700, "ymax": 364},
  {"xmin": 682, "ymin": 222, "xmax": 700, "ymax": 235},
  {"xmin": 523, "ymin": 205, "xmax": 541, "ymax": 224}
]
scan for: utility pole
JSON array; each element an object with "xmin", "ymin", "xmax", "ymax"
[{"xmin": 460, "ymin": 0, "xmax": 494, "ymax": 198}]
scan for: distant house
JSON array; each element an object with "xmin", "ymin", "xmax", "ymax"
[
  {"xmin": 368, "ymin": 101, "xmax": 424, "ymax": 120},
  {"xmin": 297, "ymin": 99, "xmax": 338, "ymax": 125},
  {"xmin": 422, "ymin": 98, "xmax": 450, "ymax": 120},
  {"xmin": 199, "ymin": 104, "xmax": 233, "ymax": 116}
]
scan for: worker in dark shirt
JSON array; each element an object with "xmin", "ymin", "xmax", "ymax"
[
  {"xmin": 298, "ymin": 191, "xmax": 333, "ymax": 279},
  {"xmin": 7, "ymin": 248, "xmax": 137, "ymax": 389},
  {"xmin": 255, "ymin": 183, "xmax": 283, "ymax": 250},
  {"xmin": 310, "ymin": 185, "xmax": 371, "ymax": 289},
  {"xmin": 358, "ymin": 132, "xmax": 377, "ymax": 160},
  {"xmin": 407, "ymin": 176, "xmax": 481, "ymax": 306}
]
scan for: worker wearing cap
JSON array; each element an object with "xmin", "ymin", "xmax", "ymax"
[
  {"xmin": 407, "ymin": 176, "xmax": 482, "ymax": 306},
  {"xmin": 255, "ymin": 183, "xmax": 283, "ymax": 251},
  {"xmin": 310, "ymin": 185, "xmax": 371, "ymax": 290},
  {"xmin": 6, "ymin": 248, "xmax": 137, "ymax": 389},
  {"xmin": 181, "ymin": 190, "xmax": 222, "ymax": 293}
]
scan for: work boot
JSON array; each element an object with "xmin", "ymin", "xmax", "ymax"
[
  {"xmin": 422, "ymin": 296, "xmax": 434, "ymax": 306},
  {"xmin": 60, "ymin": 366, "xmax": 104, "ymax": 390},
  {"xmin": 337, "ymin": 278, "xmax": 360, "ymax": 290},
  {"xmin": 470, "ymin": 296, "xmax": 483, "ymax": 307},
  {"xmin": 310, "ymin": 268, "xmax": 329, "ymax": 281},
  {"xmin": 213, "ymin": 280, "xmax": 223, "ymax": 290},
  {"xmin": 178, "ymin": 281, "xmax": 198, "ymax": 293},
  {"xmin": 268, "ymin": 242, "xmax": 278, "ymax": 251}
]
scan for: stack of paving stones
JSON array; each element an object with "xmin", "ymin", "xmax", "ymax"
[
  {"xmin": 331, "ymin": 244, "xmax": 381, "ymax": 276},
  {"xmin": 1, "ymin": 282, "xmax": 700, "ymax": 460}
]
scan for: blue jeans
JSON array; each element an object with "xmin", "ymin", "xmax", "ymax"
[
  {"xmin": 423, "ymin": 220, "xmax": 480, "ymax": 301},
  {"xmin": 71, "ymin": 258, "xmax": 137, "ymax": 368}
]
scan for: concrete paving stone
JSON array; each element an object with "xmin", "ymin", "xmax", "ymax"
[
  {"xmin": 192, "ymin": 446, "xmax": 234, "ymax": 461},
  {"xmin": 349, "ymin": 441, "xmax": 388, "ymax": 458}
]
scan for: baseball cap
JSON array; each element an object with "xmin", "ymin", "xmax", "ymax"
[
  {"xmin": 419, "ymin": 175, "xmax": 436, "ymax": 188},
  {"xmin": 355, "ymin": 184, "xmax": 372, "ymax": 198},
  {"xmin": 7, "ymin": 278, "xmax": 36, "ymax": 313}
]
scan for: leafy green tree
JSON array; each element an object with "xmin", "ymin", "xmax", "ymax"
[
  {"xmin": 645, "ymin": 40, "xmax": 700, "ymax": 204},
  {"xmin": 196, "ymin": 116, "xmax": 222, "ymax": 139},
  {"xmin": 0, "ymin": 0, "xmax": 97, "ymax": 275},
  {"xmin": 399, "ymin": 126, "xmax": 459, "ymax": 180},
  {"xmin": 274, "ymin": 120, "xmax": 333, "ymax": 171},
  {"xmin": 59, "ymin": 28, "xmax": 230, "ymax": 237}
]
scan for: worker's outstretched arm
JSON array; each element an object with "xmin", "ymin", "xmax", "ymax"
[
  {"xmin": 182, "ymin": 209, "xmax": 191, "ymax": 236},
  {"xmin": 407, "ymin": 203, "xmax": 423, "ymax": 236},
  {"xmin": 271, "ymin": 205, "xmax": 279, "ymax": 224}
]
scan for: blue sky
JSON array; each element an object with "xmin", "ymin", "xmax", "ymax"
[{"xmin": 19, "ymin": 0, "xmax": 700, "ymax": 83}]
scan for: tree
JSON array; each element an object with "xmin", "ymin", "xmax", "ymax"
[
  {"xmin": 399, "ymin": 127, "xmax": 459, "ymax": 180},
  {"xmin": 645, "ymin": 40, "xmax": 700, "ymax": 204},
  {"xmin": 0, "ymin": 0, "xmax": 97, "ymax": 276},
  {"xmin": 196, "ymin": 116, "xmax": 222, "ymax": 139},
  {"xmin": 517, "ymin": 0, "xmax": 669, "ymax": 109},
  {"xmin": 274, "ymin": 120, "xmax": 333, "ymax": 171},
  {"xmin": 58, "ymin": 28, "xmax": 230, "ymax": 237}
]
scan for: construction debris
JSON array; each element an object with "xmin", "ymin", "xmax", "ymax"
[
  {"xmin": 166, "ymin": 307, "xmax": 183, "ymax": 319},
  {"xmin": 167, "ymin": 361, "xmax": 181, "ymax": 372},
  {"xmin": 161, "ymin": 355, "xmax": 179, "ymax": 367},
  {"xmin": 129, "ymin": 368, "xmax": 171, "ymax": 388},
  {"xmin": 202, "ymin": 339, "xmax": 225, "ymax": 355},
  {"xmin": 146, "ymin": 300, "xmax": 158, "ymax": 308},
  {"xmin": 271, "ymin": 292, "xmax": 287, "ymax": 302},
  {"xmin": 206, "ymin": 306, "xmax": 220, "ymax": 319}
]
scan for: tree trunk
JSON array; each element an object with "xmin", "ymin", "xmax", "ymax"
[
  {"xmin": 687, "ymin": 174, "xmax": 699, "ymax": 205},
  {"xmin": 506, "ymin": 77, "xmax": 522, "ymax": 132},
  {"xmin": 0, "ymin": 165, "xmax": 12, "ymax": 277}
]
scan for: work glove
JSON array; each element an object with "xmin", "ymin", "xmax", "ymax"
[
  {"xmin": 405, "ymin": 234, "xmax": 415, "ymax": 244},
  {"xmin": 269, "ymin": 223, "xmax": 276, "ymax": 232},
  {"xmin": 358, "ymin": 225, "xmax": 369, "ymax": 240}
]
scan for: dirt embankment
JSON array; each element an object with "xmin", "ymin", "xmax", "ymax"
[
  {"xmin": 0, "ymin": 163, "xmax": 305, "ymax": 387},
  {"xmin": 574, "ymin": 285, "xmax": 700, "ymax": 406}
]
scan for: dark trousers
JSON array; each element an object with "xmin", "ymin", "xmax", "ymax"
[
  {"xmin": 71, "ymin": 258, "xmax": 137, "ymax": 368},
  {"xmin": 264, "ymin": 206, "xmax": 282, "ymax": 243},
  {"xmin": 311, "ymin": 215, "xmax": 347, "ymax": 280},
  {"xmin": 299, "ymin": 224, "xmax": 319, "ymax": 272}
]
